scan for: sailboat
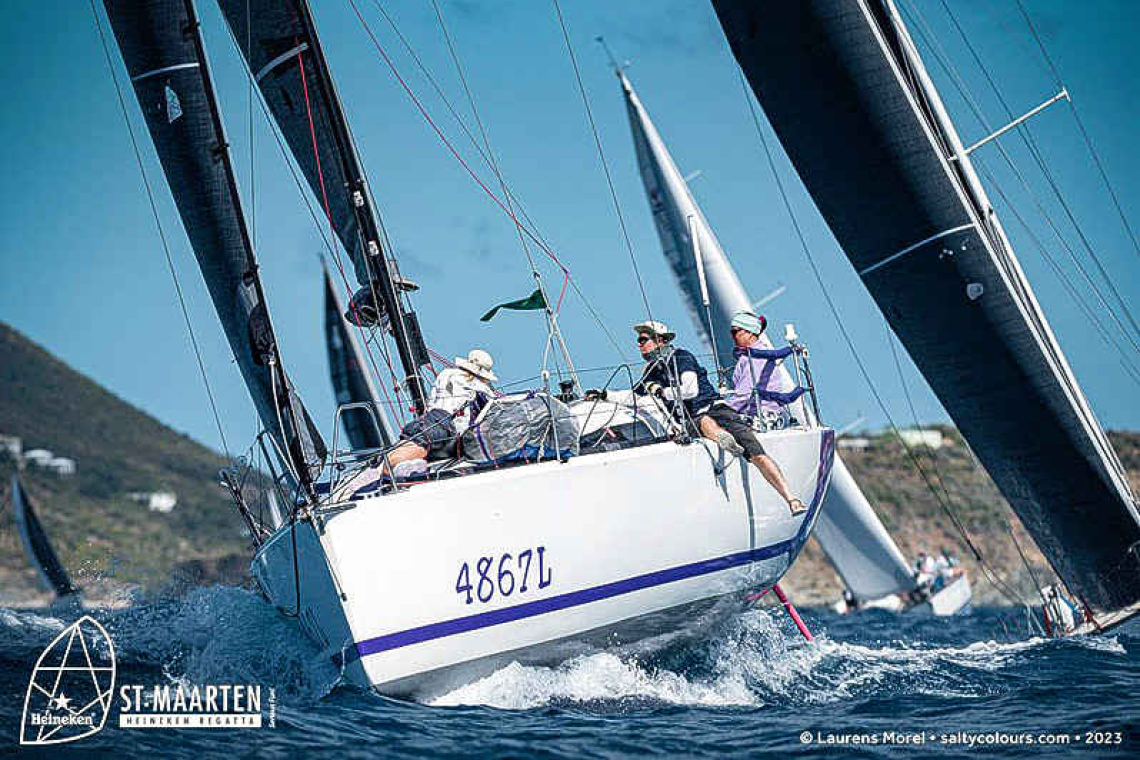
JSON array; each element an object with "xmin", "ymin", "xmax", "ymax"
[
  {"xmin": 715, "ymin": 0, "xmax": 1140, "ymax": 634},
  {"xmin": 10, "ymin": 476, "xmax": 82, "ymax": 607},
  {"xmin": 615, "ymin": 68, "xmax": 969, "ymax": 615},
  {"xmin": 100, "ymin": 0, "xmax": 834, "ymax": 698}
]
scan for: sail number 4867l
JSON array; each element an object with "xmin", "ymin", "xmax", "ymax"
[{"xmin": 456, "ymin": 547, "xmax": 552, "ymax": 605}]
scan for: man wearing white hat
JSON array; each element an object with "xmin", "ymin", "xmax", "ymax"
[{"xmin": 383, "ymin": 349, "xmax": 498, "ymax": 470}]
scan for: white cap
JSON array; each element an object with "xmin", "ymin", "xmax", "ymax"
[{"xmin": 633, "ymin": 320, "xmax": 675, "ymax": 341}]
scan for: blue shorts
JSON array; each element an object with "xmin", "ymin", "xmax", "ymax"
[{"xmin": 399, "ymin": 409, "xmax": 458, "ymax": 461}]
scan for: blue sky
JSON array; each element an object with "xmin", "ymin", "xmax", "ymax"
[{"xmin": 1, "ymin": 1, "xmax": 1138, "ymax": 455}]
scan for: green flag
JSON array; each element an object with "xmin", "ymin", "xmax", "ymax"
[{"xmin": 480, "ymin": 288, "xmax": 547, "ymax": 322}]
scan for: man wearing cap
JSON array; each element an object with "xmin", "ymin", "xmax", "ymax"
[
  {"xmin": 382, "ymin": 349, "xmax": 498, "ymax": 471},
  {"xmin": 725, "ymin": 311, "xmax": 806, "ymax": 421},
  {"xmin": 587, "ymin": 320, "xmax": 805, "ymax": 515}
]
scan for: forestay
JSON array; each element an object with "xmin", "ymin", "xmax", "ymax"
[
  {"xmin": 715, "ymin": 0, "xmax": 1140, "ymax": 617},
  {"xmin": 104, "ymin": 0, "xmax": 326, "ymax": 488},
  {"xmin": 620, "ymin": 71, "xmax": 915, "ymax": 601}
]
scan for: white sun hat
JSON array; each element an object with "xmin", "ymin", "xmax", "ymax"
[
  {"xmin": 633, "ymin": 320, "xmax": 675, "ymax": 341},
  {"xmin": 455, "ymin": 349, "xmax": 497, "ymax": 382}
]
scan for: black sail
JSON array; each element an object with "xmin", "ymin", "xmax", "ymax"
[
  {"xmin": 714, "ymin": 0, "xmax": 1140, "ymax": 618},
  {"xmin": 11, "ymin": 477, "xmax": 79, "ymax": 600},
  {"xmin": 218, "ymin": 0, "xmax": 430, "ymax": 412},
  {"xmin": 104, "ymin": 0, "xmax": 325, "ymax": 488},
  {"xmin": 324, "ymin": 265, "xmax": 394, "ymax": 449}
]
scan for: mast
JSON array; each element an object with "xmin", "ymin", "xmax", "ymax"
[
  {"xmin": 620, "ymin": 70, "xmax": 916, "ymax": 600},
  {"xmin": 103, "ymin": 0, "xmax": 326, "ymax": 495},
  {"xmin": 715, "ymin": 0, "xmax": 1140, "ymax": 619},
  {"xmin": 218, "ymin": 0, "xmax": 430, "ymax": 414}
]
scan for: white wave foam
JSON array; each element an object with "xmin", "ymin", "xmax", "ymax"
[
  {"xmin": 431, "ymin": 653, "xmax": 758, "ymax": 709},
  {"xmin": 429, "ymin": 610, "xmax": 1066, "ymax": 710}
]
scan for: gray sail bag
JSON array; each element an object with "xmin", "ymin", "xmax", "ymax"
[{"xmin": 461, "ymin": 392, "xmax": 580, "ymax": 465}]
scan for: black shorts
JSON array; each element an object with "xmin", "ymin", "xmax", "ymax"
[
  {"xmin": 696, "ymin": 403, "xmax": 766, "ymax": 458},
  {"xmin": 399, "ymin": 409, "xmax": 459, "ymax": 461}
]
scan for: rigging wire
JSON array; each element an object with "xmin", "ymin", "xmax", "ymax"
[
  {"xmin": 898, "ymin": 1, "xmax": 1140, "ymax": 357},
  {"xmin": 216, "ymin": 8, "xmax": 407, "ymax": 428},
  {"xmin": 550, "ymin": 0, "xmax": 655, "ymax": 323},
  {"xmin": 364, "ymin": 0, "xmax": 628, "ymax": 361},
  {"xmin": 974, "ymin": 160, "xmax": 1140, "ymax": 387},
  {"xmin": 294, "ymin": 44, "xmax": 409, "ymax": 426},
  {"xmin": 883, "ymin": 322, "xmax": 1030, "ymax": 606},
  {"xmin": 90, "ymin": 0, "xmax": 230, "ymax": 458},
  {"xmin": 429, "ymin": 0, "xmax": 578, "ymax": 385},
  {"xmin": 1013, "ymin": 0, "xmax": 1140, "ymax": 263},
  {"xmin": 736, "ymin": 68, "xmax": 1028, "ymax": 608},
  {"xmin": 927, "ymin": 0, "xmax": 1140, "ymax": 347}
]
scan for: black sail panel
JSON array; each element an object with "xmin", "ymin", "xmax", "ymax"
[
  {"xmin": 11, "ymin": 477, "xmax": 79, "ymax": 599},
  {"xmin": 219, "ymin": 0, "xmax": 369, "ymax": 286},
  {"xmin": 219, "ymin": 0, "xmax": 430, "ymax": 413},
  {"xmin": 104, "ymin": 0, "xmax": 325, "ymax": 485},
  {"xmin": 714, "ymin": 0, "xmax": 1140, "ymax": 616},
  {"xmin": 324, "ymin": 267, "xmax": 393, "ymax": 449}
]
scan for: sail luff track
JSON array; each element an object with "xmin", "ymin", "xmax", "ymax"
[
  {"xmin": 714, "ymin": 0, "xmax": 1140, "ymax": 616},
  {"xmin": 103, "ymin": 0, "xmax": 326, "ymax": 490}
]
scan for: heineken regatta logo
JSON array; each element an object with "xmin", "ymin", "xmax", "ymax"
[{"xmin": 20, "ymin": 615, "xmax": 117, "ymax": 746}]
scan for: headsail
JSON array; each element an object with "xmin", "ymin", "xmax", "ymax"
[
  {"xmin": 620, "ymin": 71, "xmax": 916, "ymax": 600},
  {"xmin": 103, "ymin": 0, "xmax": 325, "ymax": 491},
  {"xmin": 11, "ymin": 476, "xmax": 79, "ymax": 600},
  {"xmin": 716, "ymin": 0, "xmax": 1140, "ymax": 618},
  {"xmin": 324, "ymin": 263, "xmax": 396, "ymax": 449},
  {"xmin": 218, "ymin": 0, "xmax": 431, "ymax": 413}
]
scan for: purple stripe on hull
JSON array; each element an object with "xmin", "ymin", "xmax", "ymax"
[{"xmin": 349, "ymin": 430, "xmax": 835, "ymax": 662}]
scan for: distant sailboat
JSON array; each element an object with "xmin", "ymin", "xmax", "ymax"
[
  {"xmin": 617, "ymin": 69, "xmax": 968, "ymax": 614},
  {"xmin": 10, "ymin": 475, "xmax": 81, "ymax": 605},
  {"xmin": 716, "ymin": 0, "xmax": 1140, "ymax": 632}
]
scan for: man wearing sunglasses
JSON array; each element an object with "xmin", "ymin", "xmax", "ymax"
[{"xmin": 586, "ymin": 320, "xmax": 805, "ymax": 515}]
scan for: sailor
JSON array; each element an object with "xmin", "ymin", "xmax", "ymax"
[
  {"xmin": 383, "ymin": 349, "xmax": 498, "ymax": 470},
  {"xmin": 724, "ymin": 311, "xmax": 806, "ymax": 422},
  {"xmin": 586, "ymin": 320, "xmax": 805, "ymax": 515}
]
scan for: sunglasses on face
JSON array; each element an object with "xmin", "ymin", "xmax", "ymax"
[{"xmin": 636, "ymin": 335, "xmax": 653, "ymax": 345}]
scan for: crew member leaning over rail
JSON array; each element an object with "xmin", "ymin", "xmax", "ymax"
[{"xmin": 585, "ymin": 320, "xmax": 805, "ymax": 515}]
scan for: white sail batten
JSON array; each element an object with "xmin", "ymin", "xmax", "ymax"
[{"xmin": 621, "ymin": 72, "xmax": 915, "ymax": 600}]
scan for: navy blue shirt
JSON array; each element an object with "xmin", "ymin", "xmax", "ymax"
[{"xmin": 635, "ymin": 347, "xmax": 719, "ymax": 418}]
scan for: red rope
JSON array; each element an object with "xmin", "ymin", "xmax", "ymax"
[
  {"xmin": 296, "ymin": 41, "xmax": 406, "ymax": 425},
  {"xmin": 346, "ymin": 0, "xmax": 571, "ymax": 284}
]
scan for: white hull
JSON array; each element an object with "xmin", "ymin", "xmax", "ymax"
[
  {"xmin": 253, "ymin": 428, "xmax": 835, "ymax": 698},
  {"xmin": 832, "ymin": 574, "xmax": 972, "ymax": 616},
  {"xmin": 915, "ymin": 574, "xmax": 972, "ymax": 616}
]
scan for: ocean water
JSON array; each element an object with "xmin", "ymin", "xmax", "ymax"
[{"xmin": 3, "ymin": 587, "xmax": 1136, "ymax": 757}]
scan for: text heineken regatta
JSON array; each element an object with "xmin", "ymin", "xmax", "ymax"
[{"xmin": 118, "ymin": 684, "xmax": 262, "ymax": 728}]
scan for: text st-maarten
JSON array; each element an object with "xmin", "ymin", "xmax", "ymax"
[{"xmin": 119, "ymin": 684, "xmax": 261, "ymax": 714}]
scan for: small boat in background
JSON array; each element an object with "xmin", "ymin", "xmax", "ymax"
[{"xmin": 10, "ymin": 475, "xmax": 82, "ymax": 608}]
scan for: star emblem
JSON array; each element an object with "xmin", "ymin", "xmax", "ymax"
[{"xmin": 51, "ymin": 693, "xmax": 72, "ymax": 711}]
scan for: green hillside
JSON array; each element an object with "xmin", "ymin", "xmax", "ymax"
[{"xmin": 0, "ymin": 322, "xmax": 247, "ymax": 603}]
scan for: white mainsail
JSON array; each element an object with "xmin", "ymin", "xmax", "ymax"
[{"xmin": 620, "ymin": 70, "xmax": 915, "ymax": 600}]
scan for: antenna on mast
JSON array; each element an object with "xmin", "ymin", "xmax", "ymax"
[{"xmin": 595, "ymin": 36, "xmax": 630, "ymax": 74}]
